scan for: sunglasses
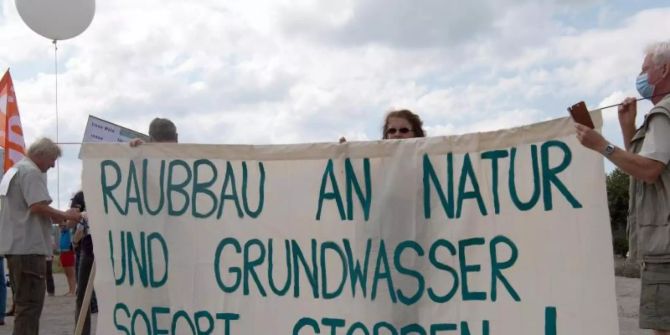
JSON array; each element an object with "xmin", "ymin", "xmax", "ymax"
[{"xmin": 386, "ymin": 127, "xmax": 412, "ymax": 135}]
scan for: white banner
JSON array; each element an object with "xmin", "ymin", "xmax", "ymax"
[{"xmin": 81, "ymin": 112, "xmax": 618, "ymax": 335}]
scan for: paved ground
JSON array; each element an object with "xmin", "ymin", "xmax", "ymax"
[
  {"xmin": 0, "ymin": 270, "xmax": 652, "ymax": 335},
  {"xmin": 617, "ymin": 276, "xmax": 651, "ymax": 335},
  {"xmin": 0, "ymin": 274, "xmax": 97, "ymax": 335}
]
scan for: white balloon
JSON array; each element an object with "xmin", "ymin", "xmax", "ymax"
[{"xmin": 15, "ymin": 0, "xmax": 95, "ymax": 41}]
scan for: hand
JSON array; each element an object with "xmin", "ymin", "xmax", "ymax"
[
  {"xmin": 575, "ymin": 123, "xmax": 608, "ymax": 152},
  {"xmin": 339, "ymin": 137, "xmax": 347, "ymax": 144},
  {"xmin": 129, "ymin": 138, "xmax": 145, "ymax": 147},
  {"xmin": 64, "ymin": 208, "xmax": 82, "ymax": 222},
  {"xmin": 618, "ymin": 97, "xmax": 637, "ymax": 127}
]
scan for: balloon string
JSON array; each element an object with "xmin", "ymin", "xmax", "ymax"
[{"xmin": 53, "ymin": 39, "xmax": 60, "ymax": 209}]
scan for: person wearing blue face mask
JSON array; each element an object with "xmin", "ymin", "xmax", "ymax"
[{"xmin": 575, "ymin": 40, "xmax": 670, "ymax": 335}]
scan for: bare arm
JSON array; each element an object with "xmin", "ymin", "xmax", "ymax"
[
  {"xmin": 606, "ymin": 147, "xmax": 665, "ymax": 183},
  {"xmin": 620, "ymin": 124, "xmax": 637, "ymax": 151},
  {"xmin": 575, "ymin": 124, "xmax": 665, "ymax": 183},
  {"xmin": 618, "ymin": 97, "xmax": 637, "ymax": 151},
  {"xmin": 30, "ymin": 202, "xmax": 81, "ymax": 222}
]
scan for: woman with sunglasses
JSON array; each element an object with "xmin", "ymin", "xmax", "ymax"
[
  {"xmin": 338, "ymin": 109, "xmax": 426, "ymax": 143},
  {"xmin": 382, "ymin": 109, "xmax": 425, "ymax": 139}
]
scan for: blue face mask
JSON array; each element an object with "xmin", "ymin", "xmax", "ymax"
[{"xmin": 636, "ymin": 72, "xmax": 655, "ymax": 100}]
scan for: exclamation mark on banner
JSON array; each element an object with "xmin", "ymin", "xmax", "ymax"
[{"xmin": 545, "ymin": 306, "xmax": 557, "ymax": 335}]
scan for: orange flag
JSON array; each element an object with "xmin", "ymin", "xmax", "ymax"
[{"xmin": 0, "ymin": 70, "xmax": 26, "ymax": 171}]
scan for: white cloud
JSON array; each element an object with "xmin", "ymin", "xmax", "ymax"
[{"xmin": 278, "ymin": 0, "xmax": 498, "ymax": 48}]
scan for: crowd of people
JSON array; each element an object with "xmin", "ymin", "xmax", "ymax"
[{"xmin": 0, "ymin": 41, "xmax": 669, "ymax": 335}]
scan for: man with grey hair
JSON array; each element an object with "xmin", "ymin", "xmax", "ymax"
[
  {"xmin": 576, "ymin": 41, "xmax": 670, "ymax": 334},
  {"xmin": 0, "ymin": 137, "xmax": 82, "ymax": 335}
]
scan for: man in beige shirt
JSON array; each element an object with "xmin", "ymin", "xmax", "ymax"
[
  {"xmin": 576, "ymin": 40, "xmax": 670, "ymax": 335},
  {"xmin": 0, "ymin": 138, "xmax": 81, "ymax": 335}
]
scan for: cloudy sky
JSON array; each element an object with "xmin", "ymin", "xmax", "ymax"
[{"xmin": 0, "ymin": 0, "xmax": 669, "ymax": 208}]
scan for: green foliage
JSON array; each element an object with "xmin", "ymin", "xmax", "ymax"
[{"xmin": 606, "ymin": 168, "xmax": 629, "ymax": 256}]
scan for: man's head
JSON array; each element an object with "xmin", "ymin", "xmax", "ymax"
[
  {"xmin": 148, "ymin": 118, "xmax": 178, "ymax": 143},
  {"xmin": 639, "ymin": 41, "xmax": 670, "ymax": 103},
  {"xmin": 26, "ymin": 137, "xmax": 61, "ymax": 172}
]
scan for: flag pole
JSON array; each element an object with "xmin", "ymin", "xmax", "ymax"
[
  {"xmin": 74, "ymin": 261, "xmax": 96, "ymax": 335},
  {"xmin": 53, "ymin": 40, "xmax": 60, "ymax": 208}
]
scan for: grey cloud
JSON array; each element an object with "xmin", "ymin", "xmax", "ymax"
[
  {"xmin": 278, "ymin": 0, "xmax": 501, "ymax": 48},
  {"xmin": 276, "ymin": 0, "xmax": 603, "ymax": 51}
]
